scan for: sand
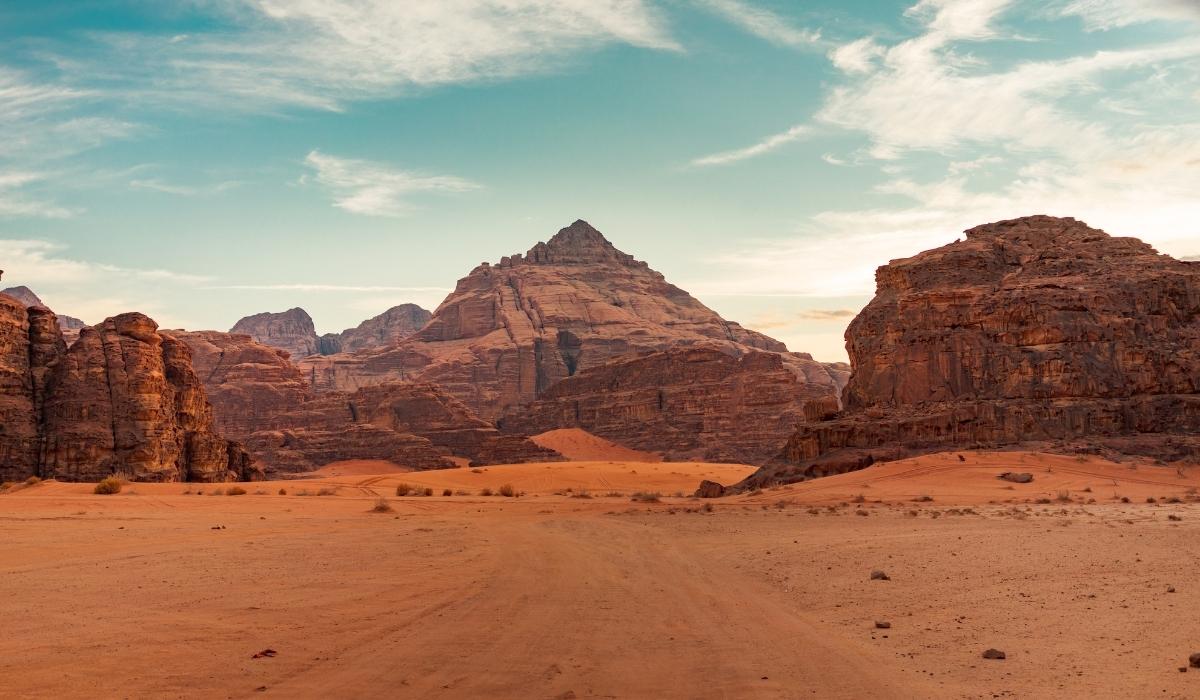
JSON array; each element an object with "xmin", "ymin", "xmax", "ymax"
[
  {"xmin": 530, "ymin": 428, "xmax": 662, "ymax": 462},
  {"xmin": 2, "ymin": 452, "xmax": 1198, "ymax": 698}
]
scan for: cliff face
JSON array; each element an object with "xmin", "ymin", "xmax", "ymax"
[
  {"xmin": 333, "ymin": 304, "xmax": 432, "ymax": 353},
  {"xmin": 230, "ymin": 304, "xmax": 432, "ymax": 359},
  {"xmin": 175, "ymin": 331, "xmax": 558, "ymax": 474},
  {"xmin": 230, "ymin": 307, "xmax": 321, "ymax": 360},
  {"xmin": 499, "ymin": 347, "xmax": 843, "ymax": 465},
  {"xmin": 0, "ymin": 304, "xmax": 255, "ymax": 483},
  {"xmin": 298, "ymin": 220, "xmax": 842, "ymax": 422},
  {"xmin": 742, "ymin": 216, "xmax": 1200, "ymax": 488}
]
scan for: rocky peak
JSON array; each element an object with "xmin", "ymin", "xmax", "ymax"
[
  {"xmin": 522, "ymin": 220, "xmax": 643, "ymax": 267},
  {"xmin": 231, "ymin": 307, "xmax": 319, "ymax": 359},
  {"xmin": 1, "ymin": 286, "xmax": 86, "ymax": 331}
]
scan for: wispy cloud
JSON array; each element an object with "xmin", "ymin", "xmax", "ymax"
[
  {"xmin": 129, "ymin": 178, "xmax": 242, "ymax": 196},
  {"xmin": 0, "ymin": 172, "xmax": 74, "ymax": 219},
  {"xmin": 690, "ymin": 124, "xmax": 809, "ymax": 167},
  {"xmin": 698, "ymin": 0, "xmax": 823, "ymax": 48},
  {"xmin": 1055, "ymin": 0, "xmax": 1200, "ymax": 31},
  {"xmin": 303, "ymin": 150, "xmax": 479, "ymax": 217}
]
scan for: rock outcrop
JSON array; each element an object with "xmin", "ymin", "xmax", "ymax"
[
  {"xmin": 332, "ymin": 303, "xmax": 432, "ymax": 353},
  {"xmin": 499, "ymin": 347, "xmax": 845, "ymax": 464},
  {"xmin": 0, "ymin": 302, "xmax": 255, "ymax": 483},
  {"xmin": 298, "ymin": 220, "xmax": 844, "ymax": 423},
  {"xmin": 174, "ymin": 331, "xmax": 558, "ymax": 474},
  {"xmin": 230, "ymin": 307, "xmax": 321, "ymax": 360},
  {"xmin": 2, "ymin": 285, "xmax": 87, "ymax": 344},
  {"xmin": 741, "ymin": 216, "xmax": 1200, "ymax": 488}
]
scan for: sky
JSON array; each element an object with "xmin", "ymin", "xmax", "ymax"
[{"xmin": 1, "ymin": 0, "xmax": 1198, "ymax": 362}]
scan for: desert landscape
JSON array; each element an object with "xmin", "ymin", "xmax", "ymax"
[{"xmin": 3, "ymin": 1, "xmax": 1200, "ymax": 698}]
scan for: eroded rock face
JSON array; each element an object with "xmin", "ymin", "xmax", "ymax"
[
  {"xmin": 299, "ymin": 220, "xmax": 841, "ymax": 421},
  {"xmin": 0, "ymin": 296, "xmax": 48, "ymax": 481},
  {"xmin": 1, "ymin": 286, "xmax": 86, "ymax": 332},
  {"xmin": 499, "ymin": 347, "xmax": 844, "ymax": 465},
  {"xmin": 39, "ymin": 313, "xmax": 257, "ymax": 482},
  {"xmin": 231, "ymin": 307, "xmax": 321, "ymax": 360},
  {"xmin": 332, "ymin": 304, "xmax": 432, "ymax": 353},
  {"xmin": 743, "ymin": 216, "xmax": 1200, "ymax": 488},
  {"xmin": 174, "ymin": 331, "xmax": 556, "ymax": 474}
]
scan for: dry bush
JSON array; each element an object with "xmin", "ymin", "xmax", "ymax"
[
  {"xmin": 604, "ymin": 491, "xmax": 622, "ymax": 498},
  {"xmin": 480, "ymin": 487, "xmax": 493, "ymax": 496},
  {"xmin": 1056, "ymin": 490, "xmax": 1072, "ymax": 502},
  {"xmin": 499, "ymin": 483, "xmax": 515, "ymax": 498},
  {"xmin": 571, "ymin": 490, "xmax": 592, "ymax": 499},
  {"xmin": 24, "ymin": 476, "xmax": 41, "ymax": 486},
  {"xmin": 210, "ymin": 488, "xmax": 226, "ymax": 496},
  {"xmin": 93, "ymin": 476, "xmax": 122, "ymax": 495},
  {"xmin": 442, "ymin": 488, "xmax": 453, "ymax": 496},
  {"xmin": 278, "ymin": 488, "xmax": 287, "ymax": 495},
  {"xmin": 226, "ymin": 486, "xmax": 247, "ymax": 496},
  {"xmin": 914, "ymin": 495, "xmax": 934, "ymax": 502},
  {"xmin": 370, "ymin": 497, "xmax": 394, "ymax": 513},
  {"xmin": 395, "ymin": 483, "xmax": 411, "ymax": 496},
  {"xmin": 454, "ymin": 489, "xmax": 470, "ymax": 496},
  {"xmin": 317, "ymin": 487, "xmax": 337, "ymax": 496},
  {"xmin": 421, "ymin": 487, "xmax": 433, "ymax": 497},
  {"xmin": 631, "ymin": 491, "xmax": 662, "ymax": 503},
  {"xmin": 0, "ymin": 482, "xmax": 13, "ymax": 492}
]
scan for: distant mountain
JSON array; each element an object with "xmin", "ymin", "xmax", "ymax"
[
  {"xmin": 1, "ymin": 286, "xmax": 87, "ymax": 331},
  {"xmin": 231, "ymin": 303, "xmax": 432, "ymax": 359}
]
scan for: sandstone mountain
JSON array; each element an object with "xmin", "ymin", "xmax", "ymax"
[
  {"xmin": 0, "ymin": 297, "xmax": 255, "ymax": 483},
  {"xmin": 174, "ymin": 330, "xmax": 558, "ymax": 475},
  {"xmin": 298, "ymin": 220, "xmax": 845, "ymax": 426},
  {"xmin": 739, "ymin": 215, "xmax": 1200, "ymax": 489},
  {"xmin": 2, "ymin": 286, "xmax": 87, "ymax": 344},
  {"xmin": 231, "ymin": 303, "xmax": 433, "ymax": 359},
  {"xmin": 500, "ymin": 347, "xmax": 846, "ymax": 464}
]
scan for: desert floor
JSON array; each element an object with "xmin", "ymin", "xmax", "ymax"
[{"xmin": 3, "ymin": 451, "xmax": 1200, "ymax": 699}]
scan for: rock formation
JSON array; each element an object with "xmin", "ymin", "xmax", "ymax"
[
  {"xmin": 0, "ymin": 301, "xmax": 255, "ymax": 483},
  {"xmin": 740, "ymin": 216, "xmax": 1200, "ymax": 489},
  {"xmin": 2, "ymin": 285, "xmax": 87, "ymax": 343},
  {"xmin": 500, "ymin": 347, "xmax": 845, "ymax": 464},
  {"xmin": 331, "ymin": 303, "xmax": 432, "ymax": 353},
  {"xmin": 299, "ymin": 220, "xmax": 845, "ymax": 423},
  {"xmin": 174, "ymin": 331, "xmax": 559, "ymax": 474},
  {"xmin": 230, "ymin": 307, "xmax": 322, "ymax": 360}
]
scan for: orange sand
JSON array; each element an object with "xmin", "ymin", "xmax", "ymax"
[
  {"xmin": 530, "ymin": 428, "xmax": 662, "ymax": 462},
  {"xmin": 2, "ymin": 451, "xmax": 1198, "ymax": 698}
]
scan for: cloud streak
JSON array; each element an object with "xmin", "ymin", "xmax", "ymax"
[
  {"xmin": 303, "ymin": 150, "xmax": 479, "ymax": 217},
  {"xmin": 690, "ymin": 124, "xmax": 809, "ymax": 167},
  {"xmin": 698, "ymin": 0, "xmax": 822, "ymax": 48}
]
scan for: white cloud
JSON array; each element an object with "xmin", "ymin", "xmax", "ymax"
[
  {"xmin": 0, "ymin": 238, "xmax": 212, "ymax": 325},
  {"xmin": 1056, "ymin": 0, "xmax": 1200, "ymax": 31},
  {"xmin": 303, "ymin": 150, "xmax": 479, "ymax": 217},
  {"xmin": 690, "ymin": 124, "xmax": 809, "ymax": 167},
  {"xmin": 698, "ymin": 0, "xmax": 822, "ymax": 48},
  {"xmin": 0, "ymin": 172, "xmax": 73, "ymax": 219},
  {"xmin": 829, "ymin": 37, "xmax": 885, "ymax": 74},
  {"xmin": 129, "ymin": 178, "xmax": 242, "ymax": 196},
  {"xmin": 81, "ymin": 0, "xmax": 678, "ymax": 113}
]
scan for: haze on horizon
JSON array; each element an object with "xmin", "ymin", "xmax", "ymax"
[{"xmin": 2, "ymin": 0, "xmax": 1198, "ymax": 362}]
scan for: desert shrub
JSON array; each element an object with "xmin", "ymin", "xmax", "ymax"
[
  {"xmin": 395, "ymin": 483, "xmax": 411, "ymax": 496},
  {"xmin": 24, "ymin": 476, "xmax": 41, "ymax": 486},
  {"xmin": 442, "ymin": 488, "xmax": 453, "ymax": 496},
  {"xmin": 480, "ymin": 487, "xmax": 493, "ymax": 496},
  {"xmin": 1147, "ymin": 496, "xmax": 1157, "ymax": 504},
  {"xmin": 571, "ymin": 490, "xmax": 592, "ymax": 499},
  {"xmin": 1056, "ymin": 490, "xmax": 1072, "ymax": 502},
  {"xmin": 370, "ymin": 497, "xmax": 394, "ymax": 513},
  {"xmin": 278, "ymin": 488, "xmax": 287, "ymax": 496},
  {"xmin": 226, "ymin": 486, "xmax": 247, "ymax": 496},
  {"xmin": 0, "ymin": 482, "xmax": 13, "ymax": 492},
  {"xmin": 421, "ymin": 487, "xmax": 433, "ymax": 497},
  {"xmin": 210, "ymin": 488, "xmax": 225, "ymax": 496},
  {"xmin": 914, "ymin": 494, "xmax": 934, "ymax": 502},
  {"xmin": 317, "ymin": 487, "xmax": 337, "ymax": 496},
  {"xmin": 94, "ymin": 476, "xmax": 122, "ymax": 495},
  {"xmin": 631, "ymin": 492, "xmax": 662, "ymax": 503},
  {"xmin": 499, "ymin": 483, "xmax": 515, "ymax": 498},
  {"xmin": 852, "ymin": 493, "xmax": 866, "ymax": 504},
  {"xmin": 1164, "ymin": 496, "xmax": 1182, "ymax": 504},
  {"xmin": 454, "ymin": 490, "xmax": 470, "ymax": 496},
  {"xmin": 702, "ymin": 503, "xmax": 714, "ymax": 513},
  {"xmin": 604, "ymin": 491, "xmax": 622, "ymax": 498}
]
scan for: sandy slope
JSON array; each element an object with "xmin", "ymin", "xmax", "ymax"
[
  {"xmin": 530, "ymin": 428, "xmax": 662, "ymax": 462},
  {"xmin": 2, "ymin": 453, "xmax": 1199, "ymax": 699}
]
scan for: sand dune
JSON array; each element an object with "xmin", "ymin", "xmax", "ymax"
[
  {"xmin": 2, "ymin": 452, "xmax": 1198, "ymax": 698},
  {"xmin": 530, "ymin": 428, "xmax": 662, "ymax": 463}
]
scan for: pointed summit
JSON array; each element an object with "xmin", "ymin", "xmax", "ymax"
[{"xmin": 525, "ymin": 220, "xmax": 640, "ymax": 266}]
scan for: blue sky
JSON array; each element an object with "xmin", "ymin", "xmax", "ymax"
[{"xmin": 2, "ymin": 0, "xmax": 1198, "ymax": 361}]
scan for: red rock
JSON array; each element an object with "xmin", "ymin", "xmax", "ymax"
[
  {"xmin": 499, "ymin": 346, "xmax": 844, "ymax": 464},
  {"xmin": 39, "ymin": 313, "xmax": 256, "ymax": 482},
  {"xmin": 743, "ymin": 216, "xmax": 1200, "ymax": 488},
  {"xmin": 298, "ymin": 221, "xmax": 842, "ymax": 423},
  {"xmin": 326, "ymin": 303, "xmax": 431, "ymax": 354},
  {"xmin": 0, "ymin": 295, "xmax": 47, "ymax": 481},
  {"xmin": 1, "ymin": 285, "xmax": 86, "ymax": 334},
  {"xmin": 230, "ymin": 307, "xmax": 321, "ymax": 360}
]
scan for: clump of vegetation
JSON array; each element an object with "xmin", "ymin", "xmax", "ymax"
[
  {"xmin": 278, "ymin": 488, "xmax": 287, "ymax": 496},
  {"xmin": 570, "ymin": 490, "xmax": 592, "ymax": 499},
  {"xmin": 604, "ymin": 491, "xmax": 623, "ymax": 498},
  {"xmin": 317, "ymin": 487, "xmax": 337, "ymax": 496},
  {"xmin": 1147, "ymin": 496, "xmax": 1158, "ymax": 504},
  {"xmin": 93, "ymin": 476, "xmax": 122, "ymax": 495},
  {"xmin": 498, "ymin": 483, "xmax": 516, "ymax": 498},
  {"xmin": 0, "ymin": 481, "xmax": 15, "ymax": 492},
  {"xmin": 480, "ymin": 487, "xmax": 493, "ymax": 496},
  {"xmin": 226, "ymin": 486, "xmax": 247, "ymax": 496},
  {"xmin": 209, "ymin": 487, "xmax": 226, "ymax": 496},
  {"xmin": 395, "ymin": 483, "xmax": 411, "ymax": 496},
  {"xmin": 1056, "ymin": 490, "xmax": 1072, "ymax": 502},
  {"xmin": 24, "ymin": 476, "xmax": 41, "ymax": 487},
  {"xmin": 702, "ymin": 502, "xmax": 714, "ymax": 513},
  {"xmin": 631, "ymin": 491, "xmax": 662, "ymax": 503},
  {"xmin": 442, "ymin": 488, "xmax": 453, "ymax": 496},
  {"xmin": 913, "ymin": 495, "xmax": 934, "ymax": 502},
  {"xmin": 422, "ymin": 487, "xmax": 434, "ymax": 497},
  {"xmin": 370, "ymin": 497, "xmax": 394, "ymax": 513},
  {"xmin": 851, "ymin": 493, "xmax": 866, "ymax": 504}
]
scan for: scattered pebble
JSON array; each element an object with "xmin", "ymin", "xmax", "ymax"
[
  {"xmin": 982, "ymin": 648, "xmax": 1006, "ymax": 660},
  {"xmin": 870, "ymin": 570, "xmax": 890, "ymax": 581},
  {"xmin": 875, "ymin": 621, "xmax": 891, "ymax": 629}
]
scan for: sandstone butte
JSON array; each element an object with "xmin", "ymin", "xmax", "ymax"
[
  {"xmin": 173, "ymin": 330, "xmax": 560, "ymax": 475},
  {"xmin": 737, "ymin": 215, "xmax": 1200, "ymax": 490},
  {"xmin": 0, "ymin": 295, "xmax": 255, "ymax": 483},
  {"xmin": 230, "ymin": 303, "xmax": 432, "ymax": 359},
  {"xmin": 2, "ymin": 285, "xmax": 86, "ymax": 344},
  {"xmin": 296, "ymin": 220, "xmax": 849, "ymax": 432}
]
